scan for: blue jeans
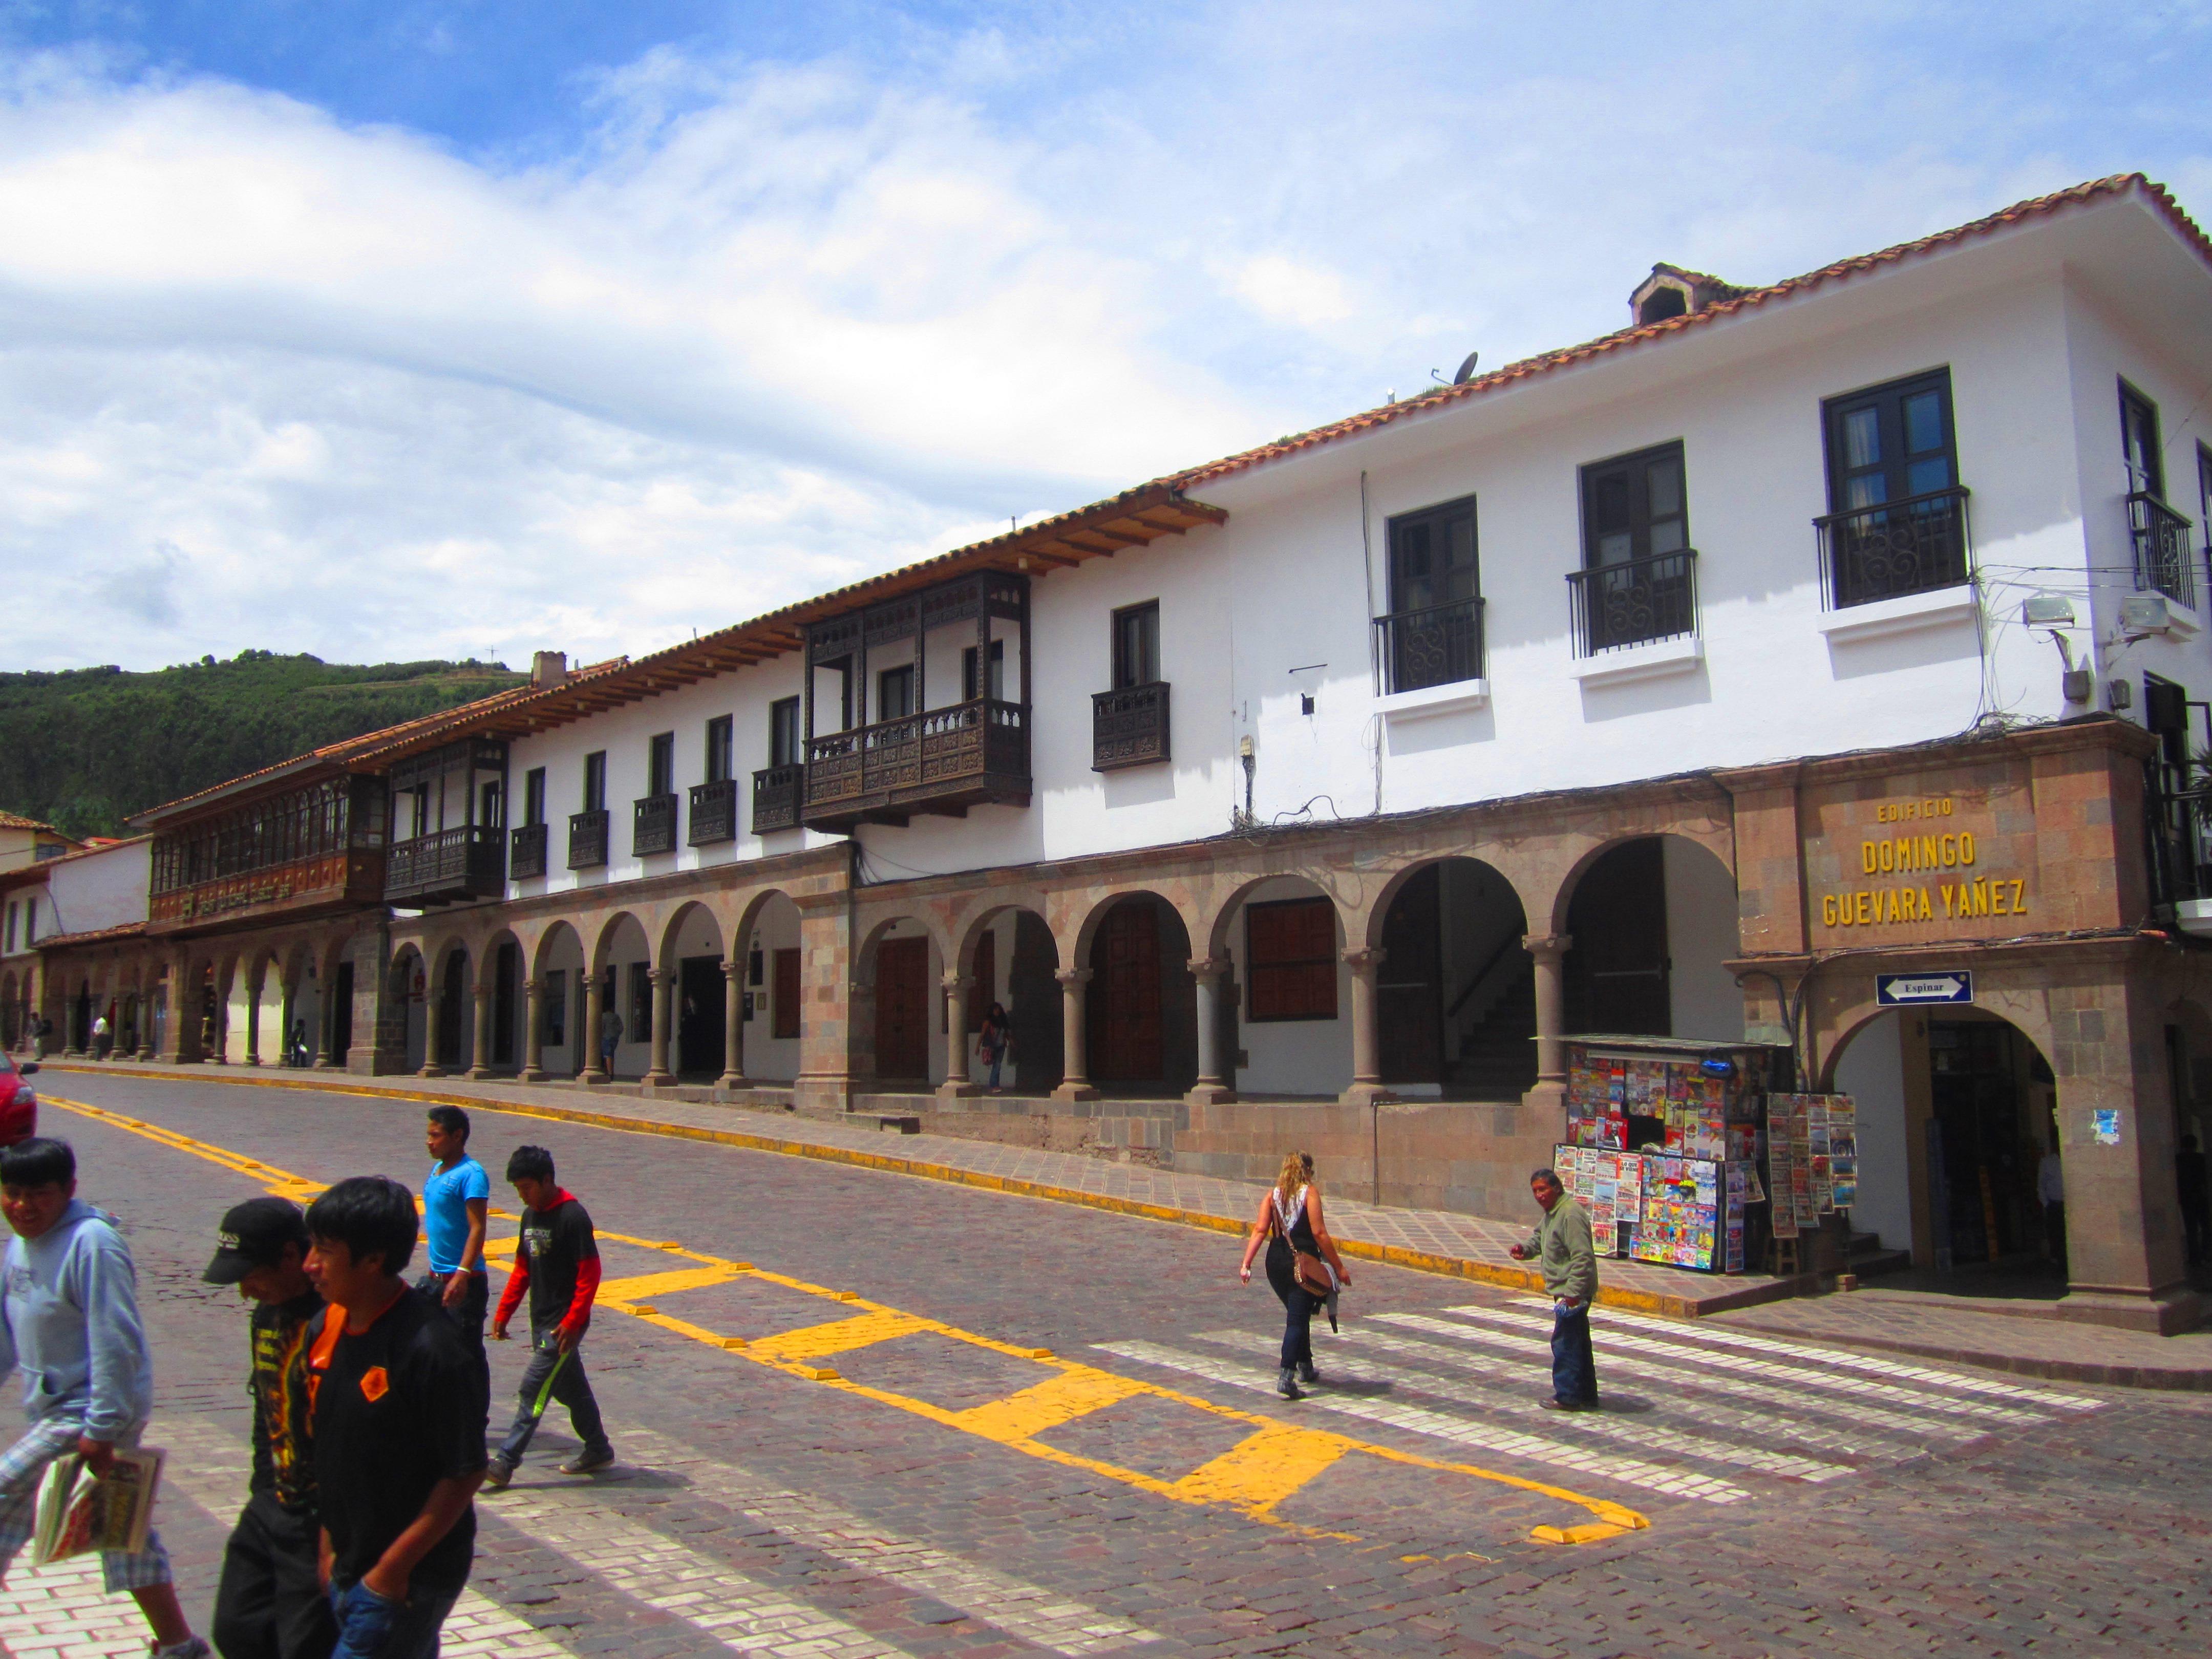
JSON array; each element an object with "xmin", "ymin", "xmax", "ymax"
[
  {"xmin": 329, "ymin": 1578, "xmax": 461, "ymax": 1659},
  {"xmin": 987, "ymin": 1046, "xmax": 1004, "ymax": 1088},
  {"xmin": 1550, "ymin": 1303, "xmax": 1599, "ymax": 1406}
]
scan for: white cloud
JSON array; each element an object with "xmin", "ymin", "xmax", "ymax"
[{"xmin": 0, "ymin": 5, "xmax": 2207, "ymax": 672}]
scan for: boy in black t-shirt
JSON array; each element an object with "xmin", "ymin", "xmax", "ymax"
[
  {"xmin": 204, "ymin": 1197, "xmax": 339, "ymax": 1659},
  {"xmin": 484, "ymin": 1145, "xmax": 612, "ymax": 1487},
  {"xmin": 302, "ymin": 1177, "xmax": 486, "ymax": 1659}
]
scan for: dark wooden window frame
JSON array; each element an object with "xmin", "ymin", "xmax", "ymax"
[
  {"xmin": 705, "ymin": 715, "xmax": 734, "ymax": 785},
  {"xmin": 523, "ymin": 768, "xmax": 547, "ymax": 828},
  {"xmin": 1111, "ymin": 602, "xmax": 1160, "ymax": 690},
  {"xmin": 769, "ymin": 697, "xmax": 801, "ymax": 769},
  {"xmin": 1244, "ymin": 896, "xmax": 1339, "ymax": 1023},
  {"xmin": 2122, "ymin": 379, "xmax": 2164, "ymax": 499},
  {"xmin": 648, "ymin": 732, "xmax": 676, "ymax": 798},
  {"xmin": 583, "ymin": 752, "xmax": 607, "ymax": 813}
]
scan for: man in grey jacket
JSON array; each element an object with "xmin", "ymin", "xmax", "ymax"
[
  {"xmin": 0, "ymin": 1137, "xmax": 209, "ymax": 1657},
  {"xmin": 1508, "ymin": 1167, "xmax": 1600, "ymax": 1411}
]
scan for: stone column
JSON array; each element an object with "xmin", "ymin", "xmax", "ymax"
[
  {"xmin": 244, "ymin": 968, "xmax": 264, "ymax": 1067},
  {"xmin": 718, "ymin": 959, "xmax": 747, "ymax": 1092},
  {"xmin": 581, "ymin": 971, "xmax": 609, "ymax": 1085},
  {"xmin": 465, "ymin": 980, "xmax": 497, "ymax": 1079},
  {"xmin": 1052, "ymin": 967, "xmax": 1098, "ymax": 1102},
  {"xmin": 792, "ymin": 895, "xmax": 857, "ymax": 1114},
  {"xmin": 314, "ymin": 960, "xmax": 341, "ymax": 1069},
  {"xmin": 519, "ymin": 979, "xmax": 547, "ymax": 1081},
  {"xmin": 137, "ymin": 959, "xmax": 159, "ymax": 1059},
  {"xmin": 166, "ymin": 956, "xmax": 200, "ymax": 1064},
  {"xmin": 207, "ymin": 965, "xmax": 231, "ymax": 1064},
  {"xmin": 644, "ymin": 967, "xmax": 676, "ymax": 1088},
  {"xmin": 1185, "ymin": 956, "xmax": 1237, "ymax": 1105},
  {"xmin": 1337, "ymin": 948, "xmax": 1394, "ymax": 1107},
  {"xmin": 1523, "ymin": 933, "xmax": 1572, "ymax": 1118},
  {"xmin": 938, "ymin": 973, "xmax": 979, "ymax": 1101}
]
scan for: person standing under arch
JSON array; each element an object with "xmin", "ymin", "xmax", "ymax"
[{"xmin": 1238, "ymin": 1151, "xmax": 1349, "ymax": 1399}]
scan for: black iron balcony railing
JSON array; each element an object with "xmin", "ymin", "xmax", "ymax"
[
  {"xmin": 509, "ymin": 821, "xmax": 548, "ymax": 880},
  {"xmin": 803, "ymin": 696, "xmax": 1029, "ymax": 830},
  {"xmin": 1092, "ymin": 682, "xmax": 1171, "ymax": 771},
  {"xmin": 384, "ymin": 824, "xmax": 505, "ymax": 905},
  {"xmin": 633, "ymin": 792, "xmax": 678, "ymax": 857},
  {"xmin": 689, "ymin": 778, "xmax": 738, "ymax": 845},
  {"xmin": 1374, "ymin": 596, "xmax": 1484, "ymax": 692},
  {"xmin": 1816, "ymin": 486, "xmax": 1972, "ymax": 610},
  {"xmin": 752, "ymin": 764, "xmax": 801, "ymax": 833},
  {"xmin": 1567, "ymin": 548, "xmax": 1698, "ymax": 656},
  {"xmin": 568, "ymin": 808, "xmax": 609, "ymax": 869},
  {"xmin": 2130, "ymin": 492, "xmax": 2197, "ymax": 610}
]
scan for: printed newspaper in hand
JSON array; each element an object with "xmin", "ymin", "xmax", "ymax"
[{"xmin": 31, "ymin": 1448, "xmax": 165, "ymax": 1565}]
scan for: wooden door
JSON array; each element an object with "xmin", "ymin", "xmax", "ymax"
[
  {"xmin": 773, "ymin": 948, "xmax": 801, "ymax": 1040},
  {"xmin": 1564, "ymin": 838, "xmax": 1670, "ymax": 1035},
  {"xmin": 875, "ymin": 937, "xmax": 931, "ymax": 1080},
  {"xmin": 1378, "ymin": 864, "xmax": 1443, "ymax": 1082},
  {"xmin": 1092, "ymin": 903, "xmax": 1163, "ymax": 1081}
]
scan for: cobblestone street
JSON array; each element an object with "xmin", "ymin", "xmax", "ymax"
[{"xmin": 6, "ymin": 1073, "xmax": 2210, "ymax": 1658}]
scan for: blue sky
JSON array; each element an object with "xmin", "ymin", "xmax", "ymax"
[{"xmin": 3, "ymin": 3, "xmax": 2210, "ymax": 671}]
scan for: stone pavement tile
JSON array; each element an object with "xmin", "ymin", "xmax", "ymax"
[{"xmin": 1716, "ymin": 1290, "xmax": 2212, "ymax": 1387}]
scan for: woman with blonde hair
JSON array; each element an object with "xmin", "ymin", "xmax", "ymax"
[{"xmin": 1238, "ymin": 1150, "xmax": 1350, "ymax": 1398}]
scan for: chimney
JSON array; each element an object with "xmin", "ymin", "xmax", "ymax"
[
  {"xmin": 1628, "ymin": 264, "xmax": 1744, "ymax": 328},
  {"xmin": 531, "ymin": 650, "xmax": 568, "ymax": 689}
]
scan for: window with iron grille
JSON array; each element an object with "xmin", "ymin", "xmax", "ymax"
[
  {"xmin": 1245, "ymin": 897, "xmax": 1338, "ymax": 1023},
  {"xmin": 1379, "ymin": 495, "xmax": 1481, "ymax": 690}
]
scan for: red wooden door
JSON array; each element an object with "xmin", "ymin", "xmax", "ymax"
[
  {"xmin": 875, "ymin": 937, "xmax": 931, "ymax": 1080},
  {"xmin": 1093, "ymin": 903, "xmax": 1163, "ymax": 1081},
  {"xmin": 772, "ymin": 948, "xmax": 801, "ymax": 1040}
]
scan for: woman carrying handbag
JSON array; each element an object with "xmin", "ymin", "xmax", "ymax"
[{"xmin": 1238, "ymin": 1151, "xmax": 1350, "ymax": 1398}]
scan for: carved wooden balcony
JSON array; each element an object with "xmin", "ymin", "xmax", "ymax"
[
  {"xmin": 752, "ymin": 765, "xmax": 800, "ymax": 834},
  {"xmin": 568, "ymin": 809, "xmax": 609, "ymax": 869},
  {"xmin": 689, "ymin": 778, "xmax": 738, "ymax": 845},
  {"xmin": 385, "ymin": 825, "xmax": 505, "ymax": 906},
  {"xmin": 802, "ymin": 697, "xmax": 1030, "ymax": 832},
  {"xmin": 633, "ymin": 792, "xmax": 679, "ymax": 857},
  {"xmin": 510, "ymin": 822, "xmax": 548, "ymax": 880},
  {"xmin": 1092, "ymin": 682, "xmax": 1171, "ymax": 771}
]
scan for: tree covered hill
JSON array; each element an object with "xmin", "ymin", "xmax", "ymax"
[{"xmin": 0, "ymin": 650, "xmax": 526, "ymax": 839}]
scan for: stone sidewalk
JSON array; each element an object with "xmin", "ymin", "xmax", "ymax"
[{"xmin": 36, "ymin": 1057, "xmax": 2212, "ymax": 1385}]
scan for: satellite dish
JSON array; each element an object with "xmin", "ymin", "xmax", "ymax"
[{"xmin": 1452, "ymin": 351, "xmax": 1481, "ymax": 385}]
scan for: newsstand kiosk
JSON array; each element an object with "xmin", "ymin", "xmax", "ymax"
[{"xmin": 1554, "ymin": 1035, "xmax": 1795, "ymax": 1276}]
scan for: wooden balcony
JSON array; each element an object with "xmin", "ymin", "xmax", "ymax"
[
  {"xmin": 149, "ymin": 849, "xmax": 385, "ymax": 933},
  {"xmin": 633, "ymin": 792, "xmax": 678, "ymax": 856},
  {"xmin": 802, "ymin": 697, "xmax": 1030, "ymax": 831},
  {"xmin": 568, "ymin": 809, "xmax": 609, "ymax": 869},
  {"xmin": 689, "ymin": 778, "xmax": 738, "ymax": 845},
  {"xmin": 385, "ymin": 825, "xmax": 505, "ymax": 906},
  {"xmin": 510, "ymin": 821, "xmax": 548, "ymax": 879},
  {"xmin": 1092, "ymin": 682, "xmax": 1171, "ymax": 771},
  {"xmin": 752, "ymin": 765, "xmax": 800, "ymax": 834}
]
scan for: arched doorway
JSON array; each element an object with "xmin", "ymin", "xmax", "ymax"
[
  {"xmin": 1085, "ymin": 894, "xmax": 1194, "ymax": 1093},
  {"xmin": 737, "ymin": 894, "xmax": 805, "ymax": 1085},
  {"xmin": 863, "ymin": 919, "xmax": 940, "ymax": 1087},
  {"xmin": 1563, "ymin": 835, "xmax": 1739, "ymax": 1039},
  {"xmin": 1209, "ymin": 876, "xmax": 1349, "ymax": 1099},
  {"xmin": 593, "ymin": 914, "xmax": 652, "ymax": 1080},
  {"xmin": 949, "ymin": 903, "xmax": 1061, "ymax": 1093},
  {"xmin": 1374, "ymin": 858, "xmax": 1533, "ymax": 1098},
  {"xmin": 663, "ymin": 904, "xmax": 727, "ymax": 1079},
  {"xmin": 1826, "ymin": 1008, "xmax": 2061, "ymax": 1285},
  {"xmin": 533, "ymin": 923, "xmax": 587, "ymax": 1079},
  {"xmin": 432, "ymin": 946, "xmax": 470, "ymax": 1072}
]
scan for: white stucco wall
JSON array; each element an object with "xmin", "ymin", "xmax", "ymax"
[
  {"xmin": 1834, "ymin": 1011, "xmax": 1915, "ymax": 1256},
  {"xmin": 42, "ymin": 839, "xmax": 151, "ymax": 939}
]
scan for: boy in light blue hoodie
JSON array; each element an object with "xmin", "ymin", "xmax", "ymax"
[{"xmin": 0, "ymin": 1137, "xmax": 208, "ymax": 1658}]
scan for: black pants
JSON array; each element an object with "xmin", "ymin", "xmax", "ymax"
[
  {"xmin": 416, "ymin": 1269, "xmax": 489, "ymax": 1361},
  {"xmin": 214, "ymin": 1492, "xmax": 338, "ymax": 1659},
  {"xmin": 1265, "ymin": 1241, "xmax": 1322, "ymax": 1370},
  {"xmin": 2183, "ymin": 1204, "xmax": 2210, "ymax": 1266},
  {"xmin": 498, "ymin": 1319, "xmax": 610, "ymax": 1466}
]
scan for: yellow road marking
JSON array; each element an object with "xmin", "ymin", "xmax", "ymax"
[
  {"xmin": 596, "ymin": 1265, "xmax": 744, "ymax": 1302},
  {"xmin": 48, "ymin": 1093, "xmax": 1650, "ymax": 1547},
  {"xmin": 746, "ymin": 1311, "xmax": 928, "ymax": 1363},
  {"xmin": 951, "ymin": 1369, "xmax": 1150, "ymax": 1442},
  {"xmin": 1169, "ymin": 1426, "xmax": 1351, "ymax": 1517}
]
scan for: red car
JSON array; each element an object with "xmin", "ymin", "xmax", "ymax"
[{"xmin": 0, "ymin": 1053, "xmax": 37, "ymax": 1146}]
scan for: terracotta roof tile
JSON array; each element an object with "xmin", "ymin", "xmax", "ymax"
[
  {"xmin": 0, "ymin": 812, "xmax": 63, "ymax": 834},
  {"xmin": 32, "ymin": 920, "xmax": 148, "ymax": 950}
]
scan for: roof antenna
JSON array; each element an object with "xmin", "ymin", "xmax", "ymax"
[{"xmin": 1452, "ymin": 351, "xmax": 1480, "ymax": 385}]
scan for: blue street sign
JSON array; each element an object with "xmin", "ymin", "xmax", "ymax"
[{"xmin": 1877, "ymin": 971, "xmax": 1973, "ymax": 1007}]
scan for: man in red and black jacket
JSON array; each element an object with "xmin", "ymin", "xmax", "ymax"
[{"xmin": 483, "ymin": 1145, "xmax": 613, "ymax": 1487}]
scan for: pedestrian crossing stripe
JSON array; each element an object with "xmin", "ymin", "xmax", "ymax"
[
  {"xmin": 45, "ymin": 1094, "xmax": 1652, "ymax": 1549},
  {"xmin": 746, "ymin": 1309, "xmax": 932, "ymax": 1362},
  {"xmin": 952, "ymin": 1367, "xmax": 1152, "ymax": 1441}
]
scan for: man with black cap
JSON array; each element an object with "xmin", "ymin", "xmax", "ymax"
[{"xmin": 204, "ymin": 1197, "xmax": 339, "ymax": 1659}]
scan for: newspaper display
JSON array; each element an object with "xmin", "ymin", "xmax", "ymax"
[
  {"xmin": 1767, "ymin": 1094, "xmax": 1855, "ymax": 1233},
  {"xmin": 32, "ymin": 1448, "xmax": 164, "ymax": 1566}
]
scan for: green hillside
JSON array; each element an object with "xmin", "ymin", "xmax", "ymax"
[{"xmin": 0, "ymin": 650, "xmax": 526, "ymax": 839}]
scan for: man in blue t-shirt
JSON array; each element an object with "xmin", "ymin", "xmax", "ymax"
[{"xmin": 418, "ymin": 1107, "xmax": 490, "ymax": 1365}]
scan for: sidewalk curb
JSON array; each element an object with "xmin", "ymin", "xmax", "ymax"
[{"xmin": 44, "ymin": 1060, "xmax": 1786, "ymax": 1320}]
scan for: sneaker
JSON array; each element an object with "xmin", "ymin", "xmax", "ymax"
[
  {"xmin": 1295, "ymin": 1361, "xmax": 1320, "ymax": 1385},
  {"xmin": 482, "ymin": 1455, "xmax": 514, "ymax": 1491},
  {"xmin": 560, "ymin": 1445, "xmax": 615, "ymax": 1475},
  {"xmin": 152, "ymin": 1639, "xmax": 211, "ymax": 1659},
  {"xmin": 1275, "ymin": 1368, "xmax": 1303, "ymax": 1400}
]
